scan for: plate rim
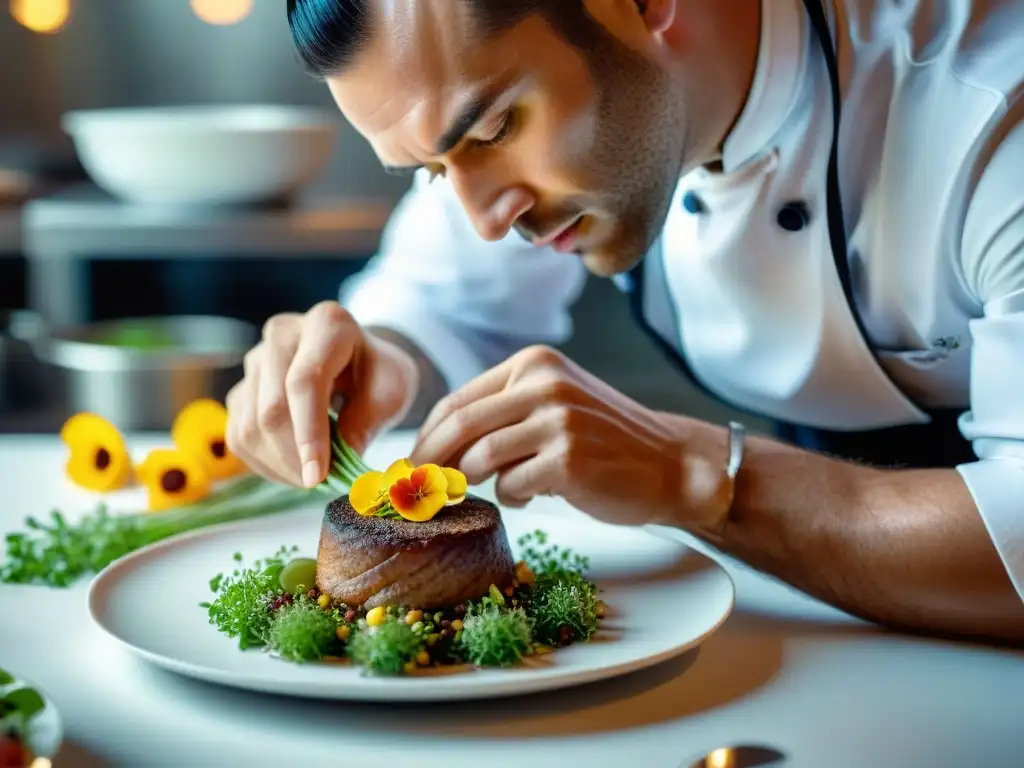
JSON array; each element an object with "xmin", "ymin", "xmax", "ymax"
[{"xmin": 86, "ymin": 512, "xmax": 736, "ymax": 702}]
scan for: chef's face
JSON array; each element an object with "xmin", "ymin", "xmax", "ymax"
[{"xmin": 326, "ymin": 0, "xmax": 688, "ymax": 276}]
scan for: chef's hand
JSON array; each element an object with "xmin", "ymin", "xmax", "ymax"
[
  {"xmin": 226, "ymin": 301, "xmax": 419, "ymax": 488},
  {"xmin": 410, "ymin": 345, "xmax": 731, "ymax": 528}
]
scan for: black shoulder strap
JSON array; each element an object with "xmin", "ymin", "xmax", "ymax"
[
  {"xmin": 623, "ymin": 0, "xmax": 877, "ymax": 412},
  {"xmin": 801, "ymin": 0, "xmax": 872, "ymax": 344}
]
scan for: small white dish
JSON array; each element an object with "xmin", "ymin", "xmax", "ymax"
[
  {"xmin": 0, "ymin": 670, "xmax": 63, "ymax": 760},
  {"xmin": 87, "ymin": 508, "xmax": 734, "ymax": 702},
  {"xmin": 62, "ymin": 104, "xmax": 338, "ymax": 206}
]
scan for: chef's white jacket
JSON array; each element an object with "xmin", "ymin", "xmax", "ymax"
[{"xmin": 339, "ymin": 0, "xmax": 1024, "ymax": 599}]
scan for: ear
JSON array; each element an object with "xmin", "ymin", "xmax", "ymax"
[{"xmin": 638, "ymin": 0, "xmax": 675, "ymax": 35}]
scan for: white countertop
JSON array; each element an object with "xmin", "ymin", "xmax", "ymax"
[{"xmin": 1, "ymin": 431, "xmax": 1022, "ymax": 768}]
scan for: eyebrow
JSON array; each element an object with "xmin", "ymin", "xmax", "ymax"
[
  {"xmin": 434, "ymin": 91, "xmax": 501, "ymax": 155},
  {"xmin": 379, "ymin": 87, "xmax": 506, "ymax": 177}
]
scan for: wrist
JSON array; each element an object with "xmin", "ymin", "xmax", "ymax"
[{"xmin": 665, "ymin": 419, "xmax": 741, "ymax": 540}]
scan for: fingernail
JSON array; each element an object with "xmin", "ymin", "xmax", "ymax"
[{"xmin": 302, "ymin": 461, "xmax": 321, "ymax": 488}]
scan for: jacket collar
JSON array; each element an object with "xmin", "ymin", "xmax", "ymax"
[{"xmin": 720, "ymin": 0, "xmax": 812, "ymax": 173}]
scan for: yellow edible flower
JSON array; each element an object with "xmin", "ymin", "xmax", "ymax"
[{"xmin": 59, "ymin": 412, "xmax": 134, "ymax": 492}]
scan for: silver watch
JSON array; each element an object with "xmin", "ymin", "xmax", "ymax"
[
  {"xmin": 726, "ymin": 420, "xmax": 746, "ymax": 482},
  {"xmin": 722, "ymin": 420, "xmax": 746, "ymax": 516}
]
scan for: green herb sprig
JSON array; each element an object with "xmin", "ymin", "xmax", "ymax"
[
  {"xmin": 347, "ymin": 617, "xmax": 423, "ymax": 675},
  {"xmin": 267, "ymin": 597, "xmax": 342, "ymax": 662},
  {"xmin": 517, "ymin": 529, "xmax": 600, "ymax": 644},
  {"xmin": 518, "ymin": 529, "xmax": 591, "ymax": 576},
  {"xmin": 1, "ymin": 476, "xmax": 313, "ymax": 587},
  {"xmin": 200, "ymin": 546, "xmax": 297, "ymax": 649},
  {"xmin": 457, "ymin": 604, "xmax": 534, "ymax": 667},
  {"xmin": 316, "ymin": 409, "xmax": 377, "ymax": 496},
  {"xmin": 530, "ymin": 580, "xmax": 599, "ymax": 645}
]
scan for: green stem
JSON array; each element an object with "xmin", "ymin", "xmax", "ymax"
[
  {"xmin": 140, "ymin": 486, "xmax": 315, "ymax": 542},
  {"xmin": 316, "ymin": 408, "xmax": 376, "ymax": 495}
]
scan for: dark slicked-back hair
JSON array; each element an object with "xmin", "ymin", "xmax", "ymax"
[{"xmin": 286, "ymin": 0, "xmax": 605, "ymax": 78}]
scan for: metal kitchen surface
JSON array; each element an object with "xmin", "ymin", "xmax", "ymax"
[{"xmin": 22, "ymin": 182, "xmax": 394, "ymax": 326}]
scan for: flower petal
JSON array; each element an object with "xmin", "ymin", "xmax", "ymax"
[
  {"xmin": 60, "ymin": 412, "xmax": 133, "ymax": 492},
  {"xmin": 414, "ymin": 464, "xmax": 449, "ymax": 496},
  {"xmin": 441, "ymin": 467, "xmax": 468, "ymax": 505},
  {"xmin": 382, "ymin": 458, "xmax": 415, "ymax": 488},
  {"xmin": 172, "ymin": 399, "xmax": 245, "ymax": 480},
  {"xmin": 137, "ymin": 448, "xmax": 211, "ymax": 511},
  {"xmin": 350, "ymin": 471, "xmax": 387, "ymax": 515}
]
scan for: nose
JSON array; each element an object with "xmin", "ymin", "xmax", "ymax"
[{"xmin": 449, "ymin": 170, "xmax": 535, "ymax": 242}]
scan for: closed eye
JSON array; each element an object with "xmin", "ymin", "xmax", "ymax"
[{"xmin": 472, "ymin": 108, "xmax": 518, "ymax": 149}]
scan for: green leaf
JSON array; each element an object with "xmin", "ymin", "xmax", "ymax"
[
  {"xmin": 3, "ymin": 687, "xmax": 45, "ymax": 719},
  {"xmin": 0, "ymin": 668, "xmax": 13, "ymax": 685}
]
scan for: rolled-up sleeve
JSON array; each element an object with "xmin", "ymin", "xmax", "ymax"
[
  {"xmin": 341, "ymin": 171, "xmax": 588, "ymax": 389},
  {"xmin": 956, "ymin": 112, "xmax": 1024, "ymax": 598}
]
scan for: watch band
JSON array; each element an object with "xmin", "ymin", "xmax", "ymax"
[
  {"xmin": 723, "ymin": 420, "xmax": 746, "ymax": 516},
  {"xmin": 726, "ymin": 420, "xmax": 745, "ymax": 482}
]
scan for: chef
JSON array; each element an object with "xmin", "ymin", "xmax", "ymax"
[{"xmin": 227, "ymin": 0, "xmax": 1024, "ymax": 643}]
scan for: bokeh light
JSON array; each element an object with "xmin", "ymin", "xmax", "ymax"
[
  {"xmin": 190, "ymin": 0, "xmax": 253, "ymax": 26},
  {"xmin": 10, "ymin": 0, "xmax": 71, "ymax": 34}
]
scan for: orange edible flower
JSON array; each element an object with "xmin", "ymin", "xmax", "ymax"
[
  {"xmin": 171, "ymin": 399, "xmax": 245, "ymax": 481},
  {"xmin": 389, "ymin": 464, "xmax": 449, "ymax": 522},
  {"xmin": 136, "ymin": 448, "xmax": 211, "ymax": 511},
  {"xmin": 60, "ymin": 413, "xmax": 133, "ymax": 492},
  {"xmin": 348, "ymin": 458, "xmax": 468, "ymax": 522}
]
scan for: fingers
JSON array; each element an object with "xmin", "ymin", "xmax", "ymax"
[
  {"xmin": 415, "ymin": 360, "xmax": 512, "ymax": 441},
  {"xmin": 493, "ymin": 449, "xmax": 559, "ymax": 508},
  {"xmin": 224, "ymin": 304, "xmax": 361, "ymax": 489},
  {"xmin": 454, "ymin": 415, "xmax": 548, "ymax": 485},
  {"xmin": 286, "ymin": 303, "xmax": 360, "ymax": 486},
  {"xmin": 225, "ymin": 364, "xmax": 294, "ymax": 486},
  {"xmin": 257, "ymin": 321, "xmax": 303, "ymax": 483},
  {"xmin": 411, "ymin": 378, "xmax": 558, "ymax": 467}
]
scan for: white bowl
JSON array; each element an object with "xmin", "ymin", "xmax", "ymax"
[{"xmin": 62, "ymin": 104, "xmax": 340, "ymax": 206}]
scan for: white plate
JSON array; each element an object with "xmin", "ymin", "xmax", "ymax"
[
  {"xmin": 87, "ymin": 507, "xmax": 734, "ymax": 702},
  {"xmin": 0, "ymin": 670, "xmax": 63, "ymax": 759}
]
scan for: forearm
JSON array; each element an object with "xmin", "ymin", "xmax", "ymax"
[
  {"xmin": 683, "ymin": 426, "xmax": 1024, "ymax": 644},
  {"xmin": 366, "ymin": 326, "xmax": 450, "ymax": 427}
]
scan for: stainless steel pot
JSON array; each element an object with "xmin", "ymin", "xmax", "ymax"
[{"xmin": 31, "ymin": 315, "xmax": 257, "ymax": 431}]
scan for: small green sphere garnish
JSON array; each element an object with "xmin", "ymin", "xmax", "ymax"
[
  {"xmin": 458, "ymin": 605, "xmax": 534, "ymax": 667},
  {"xmin": 278, "ymin": 557, "xmax": 318, "ymax": 594},
  {"xmin": 347, "ymin": 618, "xmax": 424, "ymax": 675},
  {"xmin": 267, "ymin": 598, "xmax": 341, "ymax": 663}
]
